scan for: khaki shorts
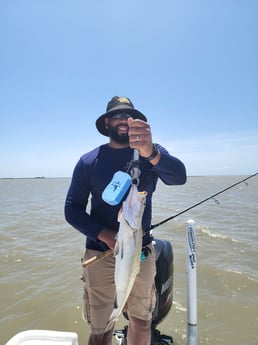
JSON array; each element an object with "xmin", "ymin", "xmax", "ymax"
[{"xmin": 81, "ymin": 243, "xmax": 156, "ymax": 335}]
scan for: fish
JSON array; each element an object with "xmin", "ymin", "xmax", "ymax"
[{"xmin": 105, "ymin": 183, "xmax": 147, "ymax": 331}]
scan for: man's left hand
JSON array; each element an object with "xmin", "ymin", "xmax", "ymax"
[{"xmin": 128, "ymin": 118, "xmax": 154, "ymax": 158}]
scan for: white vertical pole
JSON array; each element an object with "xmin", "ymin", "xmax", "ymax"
[{"xmin": 186, "ymin": 219, "xmax": 198, "ymax": 345}]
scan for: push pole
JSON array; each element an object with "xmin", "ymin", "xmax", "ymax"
[{"xmin": 186, "ymin": 220, "xmax": 197, "ymax": 345}]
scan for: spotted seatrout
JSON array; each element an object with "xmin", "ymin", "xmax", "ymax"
[{"xmin": 105, "ymin": 184, "xmax": 147, "ymax": 331}]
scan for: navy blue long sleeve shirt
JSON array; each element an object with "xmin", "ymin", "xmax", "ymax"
[{"xmin": 64, "ymin": 144, "xmax": 186, "ymax": 251}]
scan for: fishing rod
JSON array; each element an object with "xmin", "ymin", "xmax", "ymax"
[
  {"xmin": 150, "ymin": 172, "xmax": 258, "ymax": 231},
  {"xmin": 83, "ymin": 173, "xmax": 257, "ymax": 267}
]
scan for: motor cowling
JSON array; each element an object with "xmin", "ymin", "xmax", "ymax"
[{"xmin": 152, "ymin": 238, "xmax": 174, "ymax": 328}]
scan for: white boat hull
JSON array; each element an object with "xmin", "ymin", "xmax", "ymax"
[{"xmin": 5, "ymin": 330, "xmax": 78, "ymax": 345}]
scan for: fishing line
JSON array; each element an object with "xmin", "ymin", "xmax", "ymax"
[{"xmin": 150, "ymin": 172, "xmax": 258, "ymax": 231}]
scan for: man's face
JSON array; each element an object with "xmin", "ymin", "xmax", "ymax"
[{"xmin": 105, "ymin": 116, "xmax": 130, "ymax": 144}]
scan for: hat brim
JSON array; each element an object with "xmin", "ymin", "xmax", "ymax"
[{"xmin": 96, "ymin": 108, "xmax": 147, "ymax": 136}]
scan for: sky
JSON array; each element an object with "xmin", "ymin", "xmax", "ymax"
[{"xmin": 1, "ymin": 0, "xmax": 257, "ymax": 178}]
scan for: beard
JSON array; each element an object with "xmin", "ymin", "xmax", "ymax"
[{"xmin": 107, "ymin": 125, "xmax": 129, "ymax": 144}]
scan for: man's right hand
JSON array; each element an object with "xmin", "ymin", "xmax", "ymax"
[{"xmin": 97, "ymin": 228, "xmax": 117, "ymax": 250}]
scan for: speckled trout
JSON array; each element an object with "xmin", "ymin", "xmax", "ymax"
[{"xmin": 106, "ymin": 184, "xmax": 147, "ymax": 331}]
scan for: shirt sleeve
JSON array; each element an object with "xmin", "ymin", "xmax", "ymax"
[
  {"xmin": 64, "ymin": 156, "xmax": 103, "ymax": 241},
  {"xmin": 152, "ymin": 144, "xmax": 187, "ymax": 185}
]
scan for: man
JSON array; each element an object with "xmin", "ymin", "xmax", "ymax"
[{"xmin": 64, "ymin": 96, "xmax": 186, "ymax": 345}]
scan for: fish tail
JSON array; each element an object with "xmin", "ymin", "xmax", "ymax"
[{"xmin": 103, "ymin": 312, "xmax": 118, "ymax": 334}]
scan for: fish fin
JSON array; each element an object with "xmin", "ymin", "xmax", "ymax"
[
  {"xmin": 113, "ymin": 294, "xmax": 118, "ymax": 309},
  {"xmin": 103, "ymin": 318, "xmax": 116, "ymax": 334},
  {"xmin": 133, "ymin": 231, "xmax": 137, "ymax": 245},
  {"xmin": 121, "ymin": 241, "xmax": 124, "ymax": 259},
  {"xmin": 114, "ymin": 240, "xmax": 119, "ymax": 256},
  {"xmin": 114, "ymin": 240, "xmax": 124, "ymax": 259}
]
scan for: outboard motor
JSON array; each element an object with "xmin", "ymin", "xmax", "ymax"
[{"xmin": 114, "ymin": 239, "xmax": 174, "ymax": 345}]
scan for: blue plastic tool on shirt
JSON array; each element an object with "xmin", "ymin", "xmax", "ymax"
[{"xmin": 102, "ymin": 171, "xmax": 131, "ymax": 206}]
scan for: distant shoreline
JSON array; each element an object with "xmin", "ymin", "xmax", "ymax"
[
  {"xmin": 0, "ymin": 177, "xmax": 70, "ymax": 180},
  {"xmin": 0, "ymin": 174, "xmax": 250, "ymax": 180}
]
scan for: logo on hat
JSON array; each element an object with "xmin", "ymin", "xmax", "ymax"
[{"xmin": 117, "ymin": 97, "xmax": 131, "ymax": 104}]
